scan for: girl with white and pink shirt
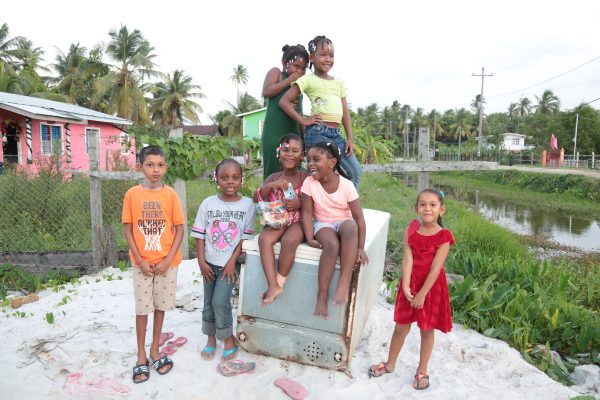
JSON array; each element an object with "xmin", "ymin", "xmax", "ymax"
[{"xmin": 301, "ymin": 141, "xmax": 368, "ymax": 320}]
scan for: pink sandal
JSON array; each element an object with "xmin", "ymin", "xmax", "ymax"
[
  {"xmin": 274, "ymin": 377, "xmax": 308, "ymax": 400},
  {"xmin": 160, "ymin": 336, "xmax": 187, "ymax": 356},
  {"xmin": 158, "ymin": 332, "xmax": 174, "ymax": 346}
]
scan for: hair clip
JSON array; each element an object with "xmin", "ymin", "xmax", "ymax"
[
  {"xmin": 439, "ymin": 191, "xmax": 445, "ymax": 199},
  {"xmin": 275, "ymin": 145, "xmax": 282, "ymax": 157},
  {"xmin": 212, "ymin": 170, "xmax": 218, "ymax": 184}
]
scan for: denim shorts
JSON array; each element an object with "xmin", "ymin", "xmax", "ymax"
[
  {"xmin": 304, "ymin": 124, "xmax": 363, "ymax": 188},
  {"xmin": 313, "ymin": 219, "xmax": 353, "ymax": 235}
]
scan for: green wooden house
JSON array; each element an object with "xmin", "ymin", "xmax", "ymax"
[{"xmin": 237, "ymin": 107, "xmax": 266, "ymax": 139}]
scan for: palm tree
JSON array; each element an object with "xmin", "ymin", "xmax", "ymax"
[
  {"xmin": 94, "ymin": 26, "xmax": 157, "ymax": 124},
  {"xmin": 426, "ymin": 109, "xmax": 443, "ymax": 149},
  {"xmin": 220, "ymin": 92, "xmax": 262, "ymax": 137},
  {"xmin": 515, "ymin": 96, "xmax": 532, "ymax": 132},
  {"xmin": 507, "ymin": 102, "xmax": 519, "ymax": 132},
  {"xmin": 535, "ymin": 90, "xmax": 560, "ymax": 115},
  {"xmin": 50, "ymin": 43, "xmax": 87, "ymax": 98},
  {"xmin": 450, "ymin": 108, "xmax": 471, "ymax": 157},
  {"xmin": 9, "ymin": 37, "xmax": 49, "ymax": 75},
  {"xmin": 0, "ymin": 23, "xmax": 22, "ymax": 68},
  {"xmin": 230, "ymin": 64, "xmax": 249, "ymax": 101},
  {"xmin": 149, "ymin": 70, "xmax": 205, "ymax": 127}
]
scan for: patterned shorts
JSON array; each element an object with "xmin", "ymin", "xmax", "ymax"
[{"xmin": 133, "ymin": 266, "xmax": 178, "ymax": 315}]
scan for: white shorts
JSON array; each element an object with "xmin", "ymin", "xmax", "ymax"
[{"xmin": 313, "ymin": 219, "xmax": 353, "ymax": 235}]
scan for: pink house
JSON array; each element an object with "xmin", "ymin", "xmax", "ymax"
[{"xmin": 0, "ymin": 92, "xmax": 135, "ymax": 172}]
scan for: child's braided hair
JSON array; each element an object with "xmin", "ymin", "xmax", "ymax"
[
  {"xmin": 282, "ymin": 44, "xmax": 309, "ymax": 67},
  {"xmin": 307, "ymin": 35, "xmax": 333, "ymax": 70},
  {"xmin": 309, "ymin": 141, "xmax": 349, "ymax": 180}
]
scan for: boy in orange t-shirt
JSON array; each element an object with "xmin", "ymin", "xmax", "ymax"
[{"xmin": 122, "ymin": 145, "xmax": 184, "ymax": 383}]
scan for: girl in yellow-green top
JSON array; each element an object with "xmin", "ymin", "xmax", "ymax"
[{"xmin": 279, "ymin": 35, "xmax": 362, "ymax": 188}]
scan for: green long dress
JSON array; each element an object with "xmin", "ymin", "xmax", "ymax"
[{"xmin": 261, "ymin": 72, "xmax": 303, "ymax": 181}]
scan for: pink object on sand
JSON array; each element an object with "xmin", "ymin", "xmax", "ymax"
[
  {"xmin": 159, "ymin": 331, "xmax": 174, "ymax": 346},
  {"xmin": 167, "ymin": 336, "xmax": 188, "ymax": 346},
  {"xmin": 63, "ymin": 372, "xmax": 130, "ymax": 396},
  {"xmin": 274, "ymin": 377, "xmax": 308, "ymax": 400},
  {"xmin": 216, "ymin": 360, "xmax": 256, "ymax": 377}
]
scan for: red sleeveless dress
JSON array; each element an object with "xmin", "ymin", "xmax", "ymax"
[{"xmin": 394, "ymin": 220, "xmax": 454, "ymax": 333}]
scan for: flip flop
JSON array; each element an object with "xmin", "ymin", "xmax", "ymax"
[
  {"xmin": 413, "ymin": 372, "xmax": 430, "ymax": 390},
  {"xmin": 201, "ymin": 346, "xmax": 217, "ymax": 360},
  {"xmin": 167, "ymin": 337, "xmax": 188, "ymax": 347},
  {"xmin": 159, "ymin": 332, "xmax": 174, "ymax": 346},
  {"xmin": 221, "ymin": 345, "xmax": 238, "ymax": 361},
  {"xmin": 132, "ymin": 361, "xmax": 150, "ymax": 384},
  {"xmin": 274, "ymin": 377, "xmax": 309, "ymax": 400},
  {"xmin": 368, "ymin": 361, "xmax": 391, "ymax": 378},
  {"xmin": 216, "ymin": 360, "xmax": 256, "ymax": 377},
  {"xmin": 159, "ymin": 345, "xmax": 179, "ymax": 356}
]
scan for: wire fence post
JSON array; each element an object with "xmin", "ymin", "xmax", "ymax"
[
  {"xmin": 89, "ymin": 129, "xmax": 103, "ymax": 267},
  {"xmin": 418, "ymin": 127, "xmax": 430, "ymax": 192}
]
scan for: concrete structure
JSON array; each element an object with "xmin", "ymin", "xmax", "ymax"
[
  {"xmin": 237, "ymin": 209, "xmax": 390, "ymax": 373},
  {"xmin": 0, "ymin": 92, "xmax": 134, "ymax": 172}
]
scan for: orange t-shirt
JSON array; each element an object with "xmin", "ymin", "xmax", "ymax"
[{"xmin": 121, "ymin": 184, "xmax": 185, "ymax": 267}]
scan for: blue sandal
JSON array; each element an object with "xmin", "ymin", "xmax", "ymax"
[
  {"xmin": 201, "ymin": 346, "xmax": 216, "ymax": 360},
  {"xmin": 221, "ymin": 345, "xmax": 238, "ymax": 361}
]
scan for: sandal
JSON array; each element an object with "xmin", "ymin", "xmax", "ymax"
[
  {"xmin": 152, "ymin": 355, "xmax": 174, "ymax": 375},
  {"xmin": 413, "ymin": 372, "xmax": 430, "ymax": 390},
  {"xmin": 132, "ymin": 361, "xmax": 150, "ymax": 383},
  {"xmin": 201, "ymin": 346, "xmax": 217, "ymax": 360},
  {"xmin": 158, "ymin": 332, "xmax": 174, "ymax": 346},
  {"xmin": 368, "ymin": 361, "xmax": 391, "ymax": 378},
  {"xmin": 216, "ymin": 359, "xmax": 256, "ymax": 377},
  {"xmin": 222, "ymin": 345, "xmax": 238, "ymax": 361}
]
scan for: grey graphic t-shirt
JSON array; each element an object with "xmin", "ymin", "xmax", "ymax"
[{"xmin": 191, "ymin": 195, "xmax": 255, "ymax": 266}]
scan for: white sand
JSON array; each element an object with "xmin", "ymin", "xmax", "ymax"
[{"xmin": 0, "ymin": 260, "xmax": 585, "ymax": 400}]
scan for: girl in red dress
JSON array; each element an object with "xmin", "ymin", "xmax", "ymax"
[{"xmin": 368, "ymin": 189, "xmax": 454, "ymax": 390}]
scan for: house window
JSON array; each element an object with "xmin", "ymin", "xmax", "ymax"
[
  {"xmin": 85, "ymin": 127, "xmax": 100, "ymax": 154},
  {"xmin": 40, "ymin": 123, "xmax": 62, "ymax": 155},
  {"xmin": 120, "ymin": 132, "xmax": 130, "ymax": 154},
  {"xmin": 512, "ymin": 138, "xmax": 520, "ymax": 146}
]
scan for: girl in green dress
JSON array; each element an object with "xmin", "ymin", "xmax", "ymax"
[{"xmin": 261, "ymin": 44, "xmax": 315, "ymax": 180}]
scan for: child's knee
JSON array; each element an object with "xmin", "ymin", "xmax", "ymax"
[
  {"xmin": 321, "ymin": 237, "xmax": 340, "ymax": 254},
  {"xmin": 420, "ymin": 329, "xmax": 434, "ymax": 338},
  {"xmin": 280, "ymin": 232, "xmax": 302, "ymax": 248},
  {"xmin": 258, "ymin": 233, "xmax": 276, "ymax": 247},
  {"xmin": 393, "ymin": 323, "xmax": 410, "ymax": 336}
]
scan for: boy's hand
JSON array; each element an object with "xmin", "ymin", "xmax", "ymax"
[
  {"xmin": 355, "ymin": 249, "xmax": 369, "ymax": 267},
  {"xmin": 302, "ymin": 114, "xmax": 322, "ymax": 126},
  {"xmin": 154, "ymin": 259, "xmax": 170, "ymax": 275},
  {"xmin": 139, "ymin": 260, "xmax": 154, "ymax": 276},
  {"xmin": 221, "ymin": 260, "xmax": 238, "ymax": 285},
  {"xmin": 199, "ymin": 261, "xmax": 214, "ymax": 282},
  {"xmin": 410, "ymin": 292, "xmax": 426, "ymax": 309},
  {"xmin": 284, "ymin": 197, "xmax": 301, "ymax": 210},
  {"xmin": 402, "ymin": 286, "xmax": 414, "ymax": 302}
]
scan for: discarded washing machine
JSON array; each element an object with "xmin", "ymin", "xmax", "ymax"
[{"xmin": 237, "ymin": 209, "xmax": 390, "ymax": 372}]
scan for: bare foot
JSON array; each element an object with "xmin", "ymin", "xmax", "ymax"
[
  {"xmin": 332, "ymin": 283, "xmax": 349, "ymax": 305},
  {"xmin": 262, "ymin": 284, "xmax": 284, "ymax": 305},
  {"xmin": 313, "ymin": 295, "xmax": 329, "ymax": 319}
]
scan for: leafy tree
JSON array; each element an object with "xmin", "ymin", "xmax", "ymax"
[
  {"xmin": 535, "ymin": 89, "xmax": 560, "ymax": 115},
  {"xmin": 229, "ymin": 64, "xmax": 249, "ymax": 101},
  {"xmin": 219, "ymin": 92, "xmax": 261, "ymax": 137},
  {"xmin": 94, "ymin": 26, "xmax": 157, "ymax": 124},
  {"xmin": 149, "ymin": 69, "xmax": 205, "ymax": 127},
  {"xmin": 0, "ymin": 23, "xmax": 22, "ymax": 68},
  {"xmin": 450, "ymin": 108, "xmax": 472, "ymax": 155},
  {"xmin": 426, "ymin": 109, "xmax": 444, "ymax": 149}
]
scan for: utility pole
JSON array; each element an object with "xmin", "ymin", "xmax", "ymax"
[
  {"xmin": 432, "ymin": 113, "xmax": 437, "ymax": 158},
  {"xmin": 573, "ymin": 112, "xmax": 579, "ymax": 163},
  {"xmin": 472, "ymin": 67, "xmax": 493, "ymax": 158}
]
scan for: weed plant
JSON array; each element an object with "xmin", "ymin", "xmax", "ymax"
[{"xmin": 0, "ymin": 264, "xmax": 77, "ymax": 298}]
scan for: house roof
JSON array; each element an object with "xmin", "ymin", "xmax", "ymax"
[
  {"xmin": 503, "ymin": 132, "xmax": 526, "ymax": 138},
  {"xmin": 179, "ymin": 124, "xmax": 223, "ymax": 136},
  {"xmin": 0, "ymin": 92, "xmax": 132, "ymax": 125},
  {"xmin": 236, "ymin": 107, "xmax": 267, "ymax": 118}
]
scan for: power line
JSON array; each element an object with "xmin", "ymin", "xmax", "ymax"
[{"xmin": 489, "ymin": 53, "xmax": 600, "ymax": 98}]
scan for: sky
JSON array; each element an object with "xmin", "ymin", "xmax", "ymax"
[{"xmin": 3, "ymin": 0, "xmax": 600, "ymax": 123}]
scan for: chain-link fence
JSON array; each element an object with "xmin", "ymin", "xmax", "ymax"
[{"xmin": 0, "ymin": 166, "xmax": 137, "ymax": 274}]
